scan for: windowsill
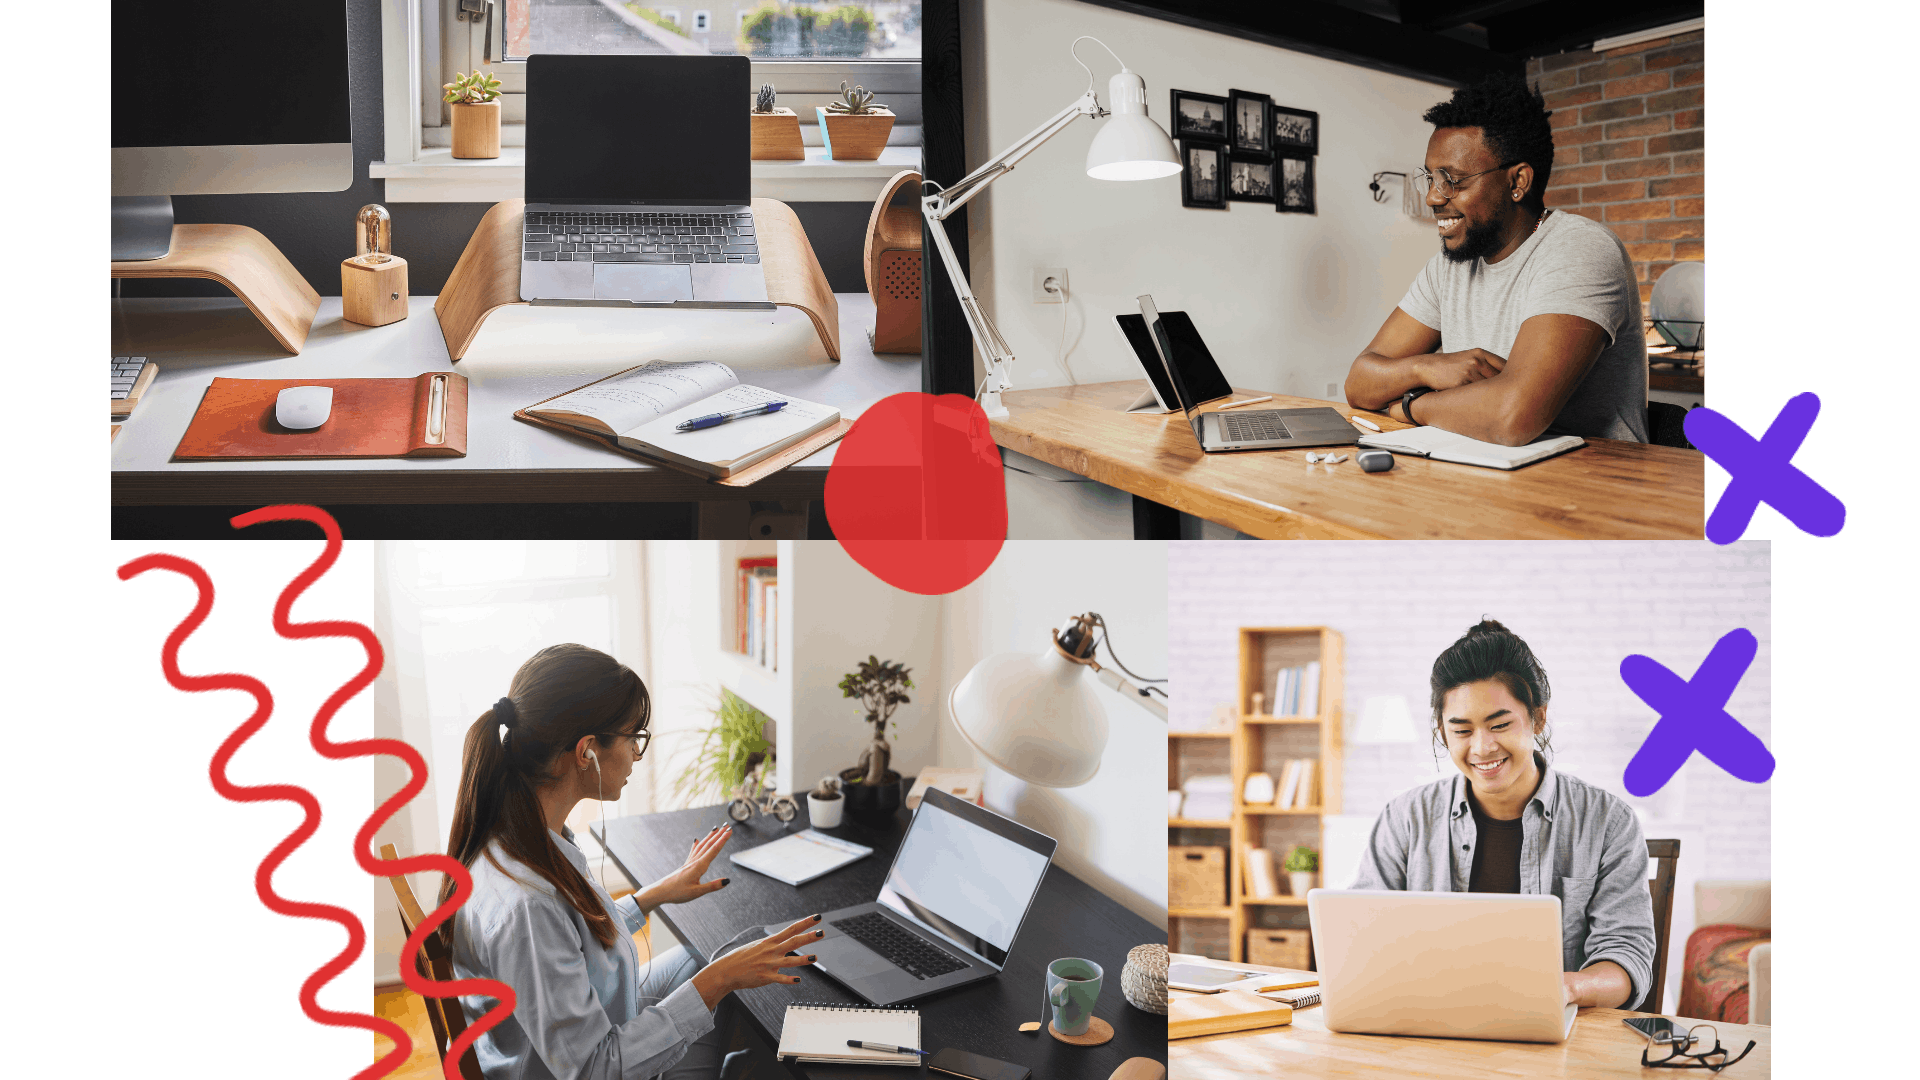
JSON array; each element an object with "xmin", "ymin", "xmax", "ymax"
[{"xmin": 371, "ymin": 144, "xmax": 923, "ymax": 204}]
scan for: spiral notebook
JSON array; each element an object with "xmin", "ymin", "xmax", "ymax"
[{"xmin": 776, "ymin": 1003, "xmax": 921, "ymax": 1065}]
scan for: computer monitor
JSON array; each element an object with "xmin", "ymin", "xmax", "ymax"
[{"xmin": 110, "ymin": 0, "xmax": 353, "ymax": 259}]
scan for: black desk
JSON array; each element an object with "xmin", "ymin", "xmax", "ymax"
[{"xmin": 598, "ymin": 798, "xmax": 1167, "ymax": 1080}]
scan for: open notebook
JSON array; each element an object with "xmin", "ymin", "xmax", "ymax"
[
  {"xmin": 1357, "ymin": 425, "xmax": 1585, "ymax": 470},
  {"xmin": 520, "ymin": 360, "xmax": 840, "ymax": 479},
  {"xmin": 776, "ymin": 1003, "xmax": 921, "ymax": 1066}
]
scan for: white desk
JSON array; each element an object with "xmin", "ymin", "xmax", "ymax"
[{"xmin": 111, "ymin": 293, "xmax": 919, "ymax": 513}]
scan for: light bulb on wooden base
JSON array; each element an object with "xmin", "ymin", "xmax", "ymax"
[{"xmin": 342, "ymin": 204, "xmax": 409, "ymax": 327}]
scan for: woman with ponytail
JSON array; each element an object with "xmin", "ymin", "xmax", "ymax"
[
  {"xmin": 442, "ymin": 644, "xmax": 823, "ymax": 1079},
  {"xmin": 1350, "ymin": 620, "xmax": 1657, "ymax": 1011}
]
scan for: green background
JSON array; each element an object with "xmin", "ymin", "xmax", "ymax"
[{"xmin": 15, "ymin": 2, "xmax": 1904, "ymax": 1076}]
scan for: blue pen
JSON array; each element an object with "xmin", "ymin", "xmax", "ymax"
[
  {"xmin": 846, "ymin": 1041, "xmax": 929, "ymax": 1057},
  {"xmin": 676, "ymin": 400, "xmax": 789, "ymax": 431}
]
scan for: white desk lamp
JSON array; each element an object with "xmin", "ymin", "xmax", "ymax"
[
  {"xmin": 1353, "ymin": 695, "xmax": 1419, "ymax": 744},
  {"xmin": 922, "ymin": 37, "xmax": 1182, "ymax": 420},
  {"xmin": 949, "ymin": 613, "xmax": 1168, "ymax": 787}
]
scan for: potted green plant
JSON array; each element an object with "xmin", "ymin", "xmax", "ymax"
[
  {"xmin": 815, "ymin": 81, "xmax": 894, "ymax": 161},
  {"xmin": 750, "ymin": 82, "xmax": 804, "ymax": 160},
  {"xmin": 671, "ymin": 688, "xmax": 774, "ymax": 807},
  {"xmin": 444, "ymin": 69, "xmax": 503, "ymax": 159},
  {"xmin": 806, "ymin": 775, "xmax": 844, "ymax": 828},
  {"xmin": 837, "ymin": 655, "xmax": 913, "ymax": 823},
  {"xmin": 1284, "ymin": 845, "xmax": 1319, "ymax": 898}
]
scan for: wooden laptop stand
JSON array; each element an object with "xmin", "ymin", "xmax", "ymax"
[{"xmin": 110, "ymin": 224, "xmax": 321, "ymax": 354}]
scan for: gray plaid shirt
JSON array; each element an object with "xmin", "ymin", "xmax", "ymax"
[{"xmin": 1350, "ymin": 754, "xmax": 1657, "ymax": 1009}]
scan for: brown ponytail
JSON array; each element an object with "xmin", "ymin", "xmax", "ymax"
[
  {"xmin": 439, "ymin": 643, "xmax": 650, "ymax": 949},
  {"xmin": 1428, "ymin": 618, "xmax": 1554, "ymax": 760}
]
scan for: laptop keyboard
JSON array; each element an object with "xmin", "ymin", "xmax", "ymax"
[
  {"xmin": 831, "ymin": 912, "xmax": 968, "ymax": 980},
  {"xmin": 522, "ymin": 211, "xmax": 761, "ymax": 264},
  {"xmin": 1221, "ymin": 411, "xmax": 1293, "ymax": 443}
]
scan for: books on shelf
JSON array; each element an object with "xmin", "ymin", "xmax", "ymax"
[
  {"xmin": 1272, "ymin": 759, "xmax": 1320, "ymax": 810},
  {"xmin": 1264, "ymin": 661, "xmax": 1321, "ymax": 717},
  {"xmin": 736, "ymin": 557, "xmax": 778, "ymax": 670},
  {"xmin": 1243, "ymin": 845, "xmax": 1278, "ymax": 898}
]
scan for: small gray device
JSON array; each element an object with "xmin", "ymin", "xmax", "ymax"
[{"xmin": 1358, "ymin": 450, "xmax": 1394, "ymax": 472}]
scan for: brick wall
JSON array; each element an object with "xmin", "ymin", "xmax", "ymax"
[{"xmin": 1529, "ymin": 29, "xmax": 1704, "ymax": 306}]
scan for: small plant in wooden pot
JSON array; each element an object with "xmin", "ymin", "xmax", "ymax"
[
  {"xmin": 816, "ymin": 81, "xmax": 894, "ymax": 161},
  {"xmin": 1284, "ymin": 845, "xmax": 1319, "ymax": 898},
  {"xmin": 807, "ymin": 775, "xmax": 844, "ymax": 828},
  {"xmin": 837, "ymin": 655, "xmax": 913, "ymax": 823},
  {"xmin": 750, "ymin": 82, "xmax": 804, "ymax": 160},
  {"xmin": 444, "ymin": 69, "xmax": 503, "ymax": 159}
]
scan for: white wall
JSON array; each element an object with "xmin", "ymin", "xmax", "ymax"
[
  {"xmin": 1168, "ymin": 541, "xmax": 1771, "ymax": 1006},
  {"xmin": 937, "ymin": 541, "xmax": 1170, "ymax": 929},
  {"xmin": 962, "ymin": 0, "xmax": 1453, "ymax": 399}
]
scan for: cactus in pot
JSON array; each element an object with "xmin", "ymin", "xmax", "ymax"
[
  {"xmin": 754, "ymin": 82, "xmax": 778, "ymax": 113},
  {"xmin": 817, "ymin": 82, "xmax": 893, "ymax": 160}
]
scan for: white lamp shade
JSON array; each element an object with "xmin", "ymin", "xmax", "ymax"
[
  {"xmin": 1354, "ymin": 695, "xmax": 1419, "ymax": 744},
  {"xmin": 1086, "ymin": 70, "xmax": 1181, "ymax": 181},
  {"xmin": 949, "ymin": 649, "xmax": 1109, "ymax": 787}
]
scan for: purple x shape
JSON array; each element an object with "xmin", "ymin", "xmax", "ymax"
[
  {"xmin": 1621, "ymin": 629, "xmax": 1774, "ymax": 797},
  {"xmin": 1684, "ymin": 393, "xmax": 1845, "ymax": 544}
]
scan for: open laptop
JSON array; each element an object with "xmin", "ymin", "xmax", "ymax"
[
  {"xmin": 521, "ymin": 54, "xmax": 773, "ymax": 308},
  {"xmin": 770, "ymin": 788, "xmax": 1057, "ymax": 1006},
  {"xmin": 1132, "ymin": 294, "xmax": 1358, "ymax": 452},
  {"xmin": 1309, "ymin": 889, "xmax": 1579, "ymax": 1043}
]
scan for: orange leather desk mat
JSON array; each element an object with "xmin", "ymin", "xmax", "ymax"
[{"xmin": 171, "ymin": 372, "xmax": 467, "ymax": 461}]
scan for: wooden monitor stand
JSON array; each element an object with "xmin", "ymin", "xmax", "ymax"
[{"xmin": 110, "ymin": 224, "xmax": 322, "ymax": 354}]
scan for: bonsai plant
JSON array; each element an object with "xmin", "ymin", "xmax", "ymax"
[
  {"xmin": 837, "ymin": 655, "xmax": 913, "ymax": 822},
  {"xmin": 443, "ymin": 69, "xmax": 503, "ymax": 159},
  {"xmin": 1283, "ymin": 845, "xmax": 1319, "ymax": 898},
  {"xmin": 749, "ymin": 81, "xmax": 804, "ymax": 161},
  {"xmin": 670, "ymin": 688, "xmax": 774, "ymax": 807},
  {"xmin": 817, "ymin": 81, "xmax": 894, "ymax": 160}
]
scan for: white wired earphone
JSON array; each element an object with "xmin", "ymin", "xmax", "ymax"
[{"xmin": 587, "ymin": 744, "xmax": 658, "ymax": 999}]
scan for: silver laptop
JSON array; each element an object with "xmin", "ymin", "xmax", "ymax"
[
  {"xmin": 767, "ymin": 788, "xmax": 1057, "ymax": 1006},
  {"xmin": 521, "ymin": 55, "xmax": 772, "ymax": 308},
  {"xmin": 1136, "ymin": 294, "xmax": 1358, "ymax": 452},
  {"xmin": 1309, "ymin": 889, "xmax": 1579, "ymax": 1043}
]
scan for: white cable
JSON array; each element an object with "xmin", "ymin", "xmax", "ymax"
[
  {"xmin": 596, "ymin": 752, "xmax": 657, "ymax": 1002},
  {"xmin": 1069, "ymin": 36, "xmax": 1128, "ymax": 95},
  {"xmin": 1049, "ymin": 277, "xmax": 1078, "ymax": 386}
]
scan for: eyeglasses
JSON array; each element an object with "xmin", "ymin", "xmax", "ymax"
[
  {"xmin": 1638, "ymin": 1024, "xmax": 1757, "ymax": 1072},
  {"xmin": 595, "ymin": 728, "xmax": 651, "ymax": 761},
  {"xmin": 1412, "ymin": 162, "xmax": 1520, "ymax": 199}
]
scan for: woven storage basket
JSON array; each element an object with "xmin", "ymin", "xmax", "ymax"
[
  {"xmin": 1246, "ymin": 929, "xmax": 1311, "ymax": 970},
  {"xmin": 1121, "ymin": 943, "xmax": 1169, "ymax": 1014},
  {"xmin": 1169, "ymin": 846, "xmax": 1227, "ymax": 908}
]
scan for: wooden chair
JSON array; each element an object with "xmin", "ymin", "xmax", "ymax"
[
  {"xmin": 1645, "ymin": 838, "xmax": 1681, "ymax": 1014},
  {"xmin": 381, "ymin": 844, "xmax": 484, "ymax": 1080},
  {"xmin": 862, "ymin": 169, "xmax": 923, "ymax": 354}
]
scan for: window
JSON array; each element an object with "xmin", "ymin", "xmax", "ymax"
[
  {"xmin": 694, "ymin": 10, "xmax": 711, "ymax": 33},
  {"xmin": 658, "ymin": 8, "xmax": 682, "ymax": 28}
]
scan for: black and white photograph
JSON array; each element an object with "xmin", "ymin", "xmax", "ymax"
[
  {"xmin": 1227, "ymin": 155, "xmax": 1275, "ymax": 202},
  {"xmin": 1278, "ymin": 155, "xmax": 1316, "ymax": 214},
  {"xmin": 1227, "ymin": 88, "xmax": 1271, "ymax": 156},
  {"xmin": 1271, "ymin": 105, "xmax": 1320, "ymax": 155},
  {"xmin": 1170, "ymin": 89, "xmax": 1228, "ymax": 142},
  {"xmin": 1181, "ymin": 140, "xmax": 1226, "ymax": 209}
]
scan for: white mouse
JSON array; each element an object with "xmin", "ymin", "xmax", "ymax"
[{"xmin": 276, "ymin": 385, "xmax": 333, "ymax": 430}]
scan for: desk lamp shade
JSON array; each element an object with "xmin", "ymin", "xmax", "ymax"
[
  {"xmin": 1354, "ymin": 695, "xmax": 1419, "ymax": 744},
  {"xmin": 1086, "ymin": 71, "xmax": 1181, "ymax": 181},
  {"xmin": 950, "ymin": 648, "xmax": 1110, "ymax": 787}
]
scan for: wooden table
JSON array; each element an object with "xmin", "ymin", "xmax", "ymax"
[
  {"xmin": 989, "ymin": 381, "xmax": 1704, "ymax": 539},
  {"xmin": 1169, "ymin": 960, "xmax": 1770, "ymax": 1078}
]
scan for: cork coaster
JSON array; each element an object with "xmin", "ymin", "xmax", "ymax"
[{"xmin": 1048, "ymin": 1016, "xmax": 1115, "ymax": 1046}]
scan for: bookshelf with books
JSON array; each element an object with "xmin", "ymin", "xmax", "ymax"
[{"xmin": 1169, "ymin": 727, "xmax": 1235, "ymax": 961}]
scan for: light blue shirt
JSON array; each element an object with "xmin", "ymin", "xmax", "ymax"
[{"xmin": 452, "ymin": 828, "xmax": 714, "ymax": 1079}]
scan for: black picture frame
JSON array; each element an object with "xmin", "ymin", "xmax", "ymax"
[
  {"xmin": 1227, "ymin": 88, "xmax": 1272, "ymax": 157},
  {"xmin": 1169, "ymin": 89, "xmax": 1229, "ymax": 142},
  {"xmin": 1277, "ymin": 154, "xmax": 1316, "ymax": 214},
  {"xmin": 1271, "ymin": 105, "xmax": 1319, "ymax": 155},
  {"xmin": 1226, "ymin": 154, "xmax": 1275, "ymax": 203},
  {"xmin": 1180, "ymin": 140, "xmax": 1227, "ymax": 209}
]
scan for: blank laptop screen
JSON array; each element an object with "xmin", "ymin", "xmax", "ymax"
[
  {"xmin": 878, "ymin": 789, "xmax": 1055, "ymax": 967},
  {"xmin": 526, "ymin": 54, "xmax": 749, "ymax": 205}
]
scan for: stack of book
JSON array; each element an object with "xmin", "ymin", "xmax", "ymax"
[
  {"xmin": 1266, "ymin": 661, "xmax": 1321, "ymax": 717},
  {"xmin": 1242, "ymin": 846, "xmax": 1279, "ymax": 898},
  {"xmin": 737, "ymin": 557, "xmax": 778, "ymax": 671}
]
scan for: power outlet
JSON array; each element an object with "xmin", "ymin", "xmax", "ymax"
[{"xmin": 1032, "ymin": 267, "xmax": 1068, "ymax": 303}]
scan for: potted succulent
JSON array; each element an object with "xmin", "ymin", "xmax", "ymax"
[
  {"xmin": 1284, "ymin": 845, "xmax": 1319, "ymax": 898},
  {"xmin": 837, "ymin": 655, "xmax": 913, "ymax": 823},
  {"xmin": 444, "ymin": 69, "xmax": 503, "ymax": 159},
  {"xmin": 750, "ymin": 82, "xmax": 804, "ymax": 160},
  {"xmin": 807, "ymin": 775, "xmax": 844, "ymax": 829},
  {"xmin": 816, "ymin": 81, "xmax": 894, "ymax": 161}
]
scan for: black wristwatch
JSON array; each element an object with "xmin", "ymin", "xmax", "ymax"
[{"xmin": 1401, "ymin": 387, "xmax": 1434, "ymax": 423}]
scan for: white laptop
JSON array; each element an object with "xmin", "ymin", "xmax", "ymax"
[{"xmin": 1308, "ymin": 889, "xmax": 1578, "ymax": 1043}]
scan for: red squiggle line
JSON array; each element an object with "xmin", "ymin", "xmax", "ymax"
[{"xmin": 228, "ymin": 507, "xmax": 518, "ymax": 1080}]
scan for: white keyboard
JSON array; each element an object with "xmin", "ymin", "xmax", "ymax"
[{"xmin": 111, "ymin": 355, "xmax": 148, "ymax": 400}]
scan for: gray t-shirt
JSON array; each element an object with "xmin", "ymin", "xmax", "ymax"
[{"xmin": 1399, "ymin": 211, "xmax": 1648, "ymax": 442}]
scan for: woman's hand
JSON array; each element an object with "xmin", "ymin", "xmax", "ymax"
[
  {"xmin": 690, "ymin": 914, "xmax": 827, "ymax": 1010},
  {"xmin": 636, "ymin": 825, "xmax": 733, "ymax": 912}
]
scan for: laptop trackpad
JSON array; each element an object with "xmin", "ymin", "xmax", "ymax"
[
  {"xmin": 594, "ymin": 263, "xmax": 694, "ymax": 302},
  {"xmin": 812, "ymin": 937, "xmax": 895, "ymax": 979}
]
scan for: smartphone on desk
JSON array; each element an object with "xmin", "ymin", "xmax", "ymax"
[
  {"xmin": 1624, "ymin": 1016, "xmax": 1692, "ymax": 1045},
  {"xmin": 928, "ymin": 1048, "xmax": 1030, "ymax": 1080}
]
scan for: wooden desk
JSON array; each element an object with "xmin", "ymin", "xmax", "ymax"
[
  {"xmin": 598, "ymin": 799, "xmax": 1167, "ymax": 1080},
  {"xmin": 990, "ymin": 381, "xmax": 1703, "ymax": 539},
  {"xmin": 1169, "ymin": 960, "xmax": 1770, "ymax": 1078}
]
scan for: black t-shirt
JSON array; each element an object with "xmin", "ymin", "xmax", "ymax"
[{"xmin": 1467, "ymin": 786, "xmax": 1525, "ymax": 893}]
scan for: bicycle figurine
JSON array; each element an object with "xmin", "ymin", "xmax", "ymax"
[{"xmin": 727, "ymin": 751, "xmax": 799, "ymax": 823}]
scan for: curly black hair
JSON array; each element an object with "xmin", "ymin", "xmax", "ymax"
[{"xmin": 1422, "ymin": 73, "xmax": 1555, "ymax": 212}]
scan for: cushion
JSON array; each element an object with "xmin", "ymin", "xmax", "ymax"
[{"xmin": 1675, "ymin": 923, "xmax": 1770, "ymax": 1023}]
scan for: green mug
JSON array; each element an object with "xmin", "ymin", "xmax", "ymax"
[{"xmin": 1046, "ymin": 957, "xmax": 1104, "ymax": 1036}]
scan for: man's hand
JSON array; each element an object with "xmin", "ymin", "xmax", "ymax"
[
  {"xmin": 1417, "ymin": 348, "xmax": 1506, "ymax": 390},
  {"xmin": 637, "ymin": 824, "xmax": 732, "ymax": 911},
  {"xmin": 1563, "ymin": 971, "xmax": 1580, "ymax": 1007}
]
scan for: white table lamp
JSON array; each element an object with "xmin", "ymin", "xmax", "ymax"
[
  {"xmin": 1354, "ymin": 695, "xmax": 1419, "ymax": 744},
  {"xmin": 923, "ymin": 37, "xmax": 1180, "ymax": 419},
  {"xmin": 948, "ymin": 613, "xmax": 1168, "ymax": 787}
]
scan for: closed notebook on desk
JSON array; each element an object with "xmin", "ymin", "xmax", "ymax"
[
  {"xmin": 1357, "ymin": 425, "xmax": 1584, "ymax": 470},
  {"xmin": 775, "ymin": 1003, "xmax": 920, "ymax": 1066},
  {"xmin": 172, "ymin": 372, "xmax": 466, "ymax": 460},
  {"xmin": 1169, "ymin": 990, "xmax": 1293, "ymax": 1039}
]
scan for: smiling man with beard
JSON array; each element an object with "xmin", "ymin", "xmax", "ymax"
[{"xmin": 1344, "ymin": 74, "xmax": 1648, "ymax": 446}]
